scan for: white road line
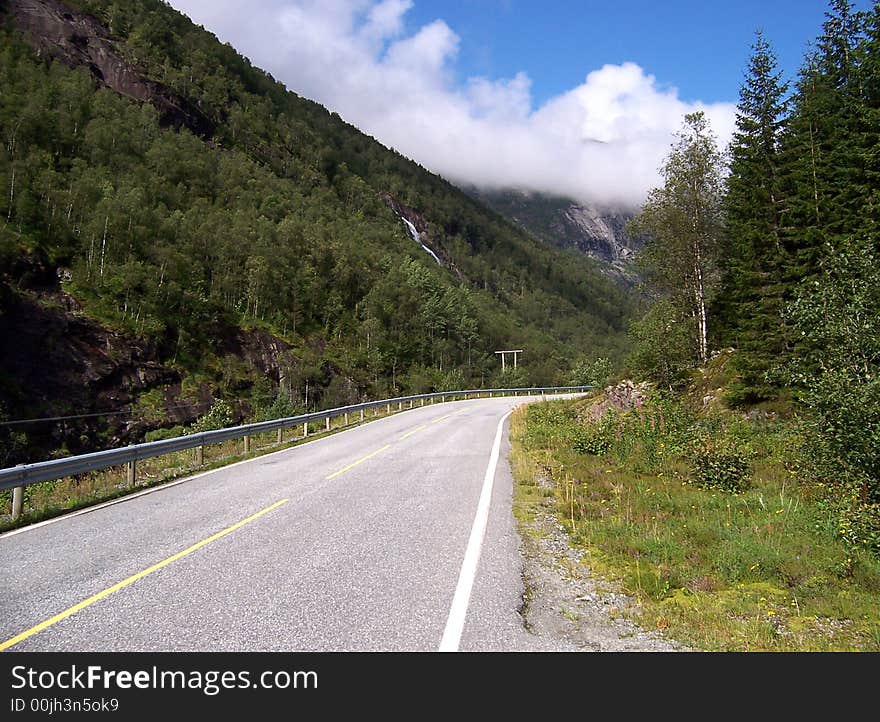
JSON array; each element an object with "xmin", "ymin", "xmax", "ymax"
[{"xmin": 438, "ymin": 409, "xmax": 512, "ymax": 652}]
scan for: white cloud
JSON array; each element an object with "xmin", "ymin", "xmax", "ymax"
[{"xmin": 168, "ymin": 0, "xmax": 735, "ymax": 208}]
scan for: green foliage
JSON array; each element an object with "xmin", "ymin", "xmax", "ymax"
[
  {"xmin": 568, "ymin": 356, "xmax": 613, "ymax": 388},
  {"xmin": 628, "ymin": 111, "xmax": 725, "ymax": 366},
  {"xmin": 715, "ymin": 31, "xmax": 791, "ymax": 402},
  {"xmin": 0, "ymin": 402, "xmax": 27, "ymax": 467},
  {"xmin": 496, "ymin": 366, "xmax": 529, "ymax": 389},
  {"xmin": 520, "ymin": 401, "xmax": 579, "ymax": 450},
  {"xmin": 0, "ymin": 1, "xmax": 635, "ymax": 448},
  {"xmin": 689, "ymin": 437, "xmax": 751, "ymax": 493},
  {"xmin": 144, "ymin": 425, "xmax": 186, "ymax": 442},
  {"xmin": 572, "ymin": 413, "xmax": 616, "ymax": 456},
  {"xmin": 260, "ymin": 392, "xmax": 299, "ymax": 422},
  {"xmin": 836, "ymin": 500, "xmax": 880, "ymax": 557},
  {"xmin": 626, "ymin": 299, "xmax": 696, "ymax": 390},
  {"xmin": 784, "ymin": 238, "xmax": 880, "ymax": 503},
  {"xmin": 188, "ymin": 400, "xmax": 234, "ymax": 433}
]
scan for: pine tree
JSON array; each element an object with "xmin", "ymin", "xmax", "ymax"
[
  {"xmin": 861, "ymin": 0, "xmax": 880, "ymax": 236},
  {"xmin": 779, "ymin": 0, "xmax": 868, "ymax": 279},
  {"xmin": 718, "ymin": 31, "xmax": 790, "ymax": 402}
]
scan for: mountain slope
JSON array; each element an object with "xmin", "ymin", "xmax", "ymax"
[
  {"xmin": 0, "ymin": 0, "xmax": 634, "ymax": 463},
  {"xmin": 467, "ymin": 188, "xmax": 643, "ymax": 287}
]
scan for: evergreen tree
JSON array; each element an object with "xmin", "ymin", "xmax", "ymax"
[
  {"xmin": 861, "ymin": 0, "xmax": 880, "ymax": 235},
  {"xmin": 779, "ymin": 0, "xmax": 868, "ymax": 279},
  {"xmin": 719, "ymin": 31, "xmax": 791, "ymax": 402}
]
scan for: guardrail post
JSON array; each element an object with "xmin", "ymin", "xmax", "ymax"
[
  {"xmin": 409, "ymin": 399, "xmax": 413, "ymax": 408},
  {"xmin": 325, "ymin": 417, "xmax": 331, "ymax": 431},
  {"xmin": 303, "ymin": 422, "xmax": 308, "ymax": 438},
  {"xmin": 360, "ymin": 409, "xmax": 365, "ymax": 422},
  {"xmin": 277, "ymin": 428, "xmax": 283, "ymax": 444},
  {"xmin": 420, "ymin": 398, "xmax": 424, "ymax": 406},
  {"xmin": 441, "ymin": 395, "xmax": 445, "ymax": 403},
  {"xmin": 398, "ymin": 401, "xmax": 403, "ymax": 411},
  {"xmin": 126, "ymin": 460, "xmax": 136, "ymax": 487},
  {"xmin": 196, "ymin": 445, "xmax": 204, "ymax": 466},
  {"xmin": 387, "ymin": 403, "xmax": 391, "ymax": 414},
  {"xmin": 12, "ymin": 485, "xmax": 24, "ymax": 521},
  {"xmin": 345, "ymin": 412, "xmax": 349, "ymax": 426},
  {"xmin": 243, "ymin": 435, "xmax": 251, "ymax": 454}
]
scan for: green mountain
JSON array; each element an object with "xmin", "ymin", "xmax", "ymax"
[{"xmin": 0, "ymin": 0, "xmax": 633, "ymax": 464}]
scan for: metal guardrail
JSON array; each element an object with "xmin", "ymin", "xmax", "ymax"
[{"xmin": 0, "ymin": 387, "xmax": 592, "ymax": 510}]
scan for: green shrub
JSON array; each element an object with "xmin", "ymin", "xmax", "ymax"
[
  {"xmin": 569, "ymin": 356, "xmax": 613, "ymax": 388},
  {"xmin": 573, "ymin": 425, "xmax": 612, "ymax": 455},
  {"xmin": 144, "ymin": 425, "xmax": 186, "ymax": 442},
  {"xmin": 189, "ymin": 400, "xmax": 234, "ymax": 433},
  {"xmin": 690, "ymin": 438, "xmax": 751, "ymax": 493},
  {"xmin": 837, "ymin": 501, "xmax": 880, "ymax": 557}
]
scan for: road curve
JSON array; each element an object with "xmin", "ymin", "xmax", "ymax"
[{"xmin": 0, "ymin": 395, "xmax": 580, "ymax": 652}]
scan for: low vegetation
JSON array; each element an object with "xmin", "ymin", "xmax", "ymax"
[{"xmin": 511, "ymin": 373, "xmax": 880, "ymax": 652}]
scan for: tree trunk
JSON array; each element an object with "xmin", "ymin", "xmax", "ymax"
[{"xmin": 693, "ymin": 245, "xmax": 708, "ymax": 365}]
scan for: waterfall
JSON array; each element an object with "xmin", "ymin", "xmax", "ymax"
[{"xmin": 401, "ymin": 217, "xmax": 443, "ymax": 266}]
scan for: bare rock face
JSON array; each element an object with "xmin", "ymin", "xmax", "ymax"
[
  {"xmin": 578, "ymin": 379, "xmax": 651, "ymax": 424},
  {"xmin": 0, "ymin": 290, "xmax": 181, "ymax": 460},
  {"xmin": 464, "ymin": 187, "xmax": 643, "ymax": 287},
  {"xmin": 4, "ymin": 0, "xmax": 214, "ymax": 137},
  {"xmin": 562, "ymin": 205, "xmax": 639, "ymax": 263}
]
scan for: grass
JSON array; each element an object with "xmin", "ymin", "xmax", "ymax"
[{"xmin": 509, "ymin": 394, "xmax": 880, "ymax": 651}]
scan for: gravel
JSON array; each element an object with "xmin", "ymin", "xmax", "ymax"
[{"xmin": 515, "ymin": 478, "xmax": 691, "ymax": 652}]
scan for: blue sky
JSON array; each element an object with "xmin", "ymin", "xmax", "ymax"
[
  {"xmin": 401, "ymin": 1, "xmax": 873, "ymax": 106},
  {"xmin": 169, "ymin": 1, "xmax": 873, "ymax": 206}
]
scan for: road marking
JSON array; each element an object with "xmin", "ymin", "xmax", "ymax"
[
  {"xmin": 400, "ymin": 424, "xmax": 428, "ymax": 440},
  {"xmin": 439, "ymin": 410, "xmax": 512, "ymax": 652},
  {"xmin": 427, "ymin": 405, "xmax": 471, "ymax": 426},
  {"xmin": 0, "ymin": 498, "xmax": 289, "ymax": 652},
  {"xmin": 326, "ymin": 445, "xmax": 392, "ymax": 479}
]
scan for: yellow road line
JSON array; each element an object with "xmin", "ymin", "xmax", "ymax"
[
  {"xmin": 430, "ymin": 406, "xmax": 470, "ymax": 425},
  {"xmin": 0, "ymin": 499, "xmax": 289, "ymax": 653},
  {"xmin": 400, "ymin": 424, "xmax": 428, "ymax": 440},
  {"xmin": 326, "ymin": 445, "xmax": 392, "ymax": 479}
]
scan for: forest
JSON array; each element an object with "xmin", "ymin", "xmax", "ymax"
[
  {"xmin": 626, "ymin": 0, "xmax": 879, "ymax": 514},
  {"xmin": 0, "ymin": 0, "xmax": 632, "ymax": 463}
]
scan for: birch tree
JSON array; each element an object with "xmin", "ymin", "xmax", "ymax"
[{"xmin": 629, "ymin": 111, "xmax": 725, "ymax": 365}]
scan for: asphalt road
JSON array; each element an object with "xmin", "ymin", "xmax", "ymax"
[{"xmin": 0, "ymin": 395, "xmax": 580, "ymax": 652}]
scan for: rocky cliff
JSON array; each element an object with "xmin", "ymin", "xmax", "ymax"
[
  {"xmin": 466, "ymin": 188, "xmax": 643, "ymax": 286},
  {"xmin": 4, "ymin": 0, "xmax": 213, "ymax": 137},
  {"xmin": 0, "ymin": 287, "xmax": 300, "ymax": 463}
]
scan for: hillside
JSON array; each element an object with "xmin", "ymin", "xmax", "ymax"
[
  {"xmin": 466, "ymin": 188, "xmax": 643, "ymax": 288},
  {"xmin": 0, "ymin": 0, "xmax": 634, "ymax": 464}
]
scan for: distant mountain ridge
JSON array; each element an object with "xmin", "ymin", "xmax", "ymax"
[{"xmin": 467, "ymin": 188, "xmax": 643, "ymax": 285}]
